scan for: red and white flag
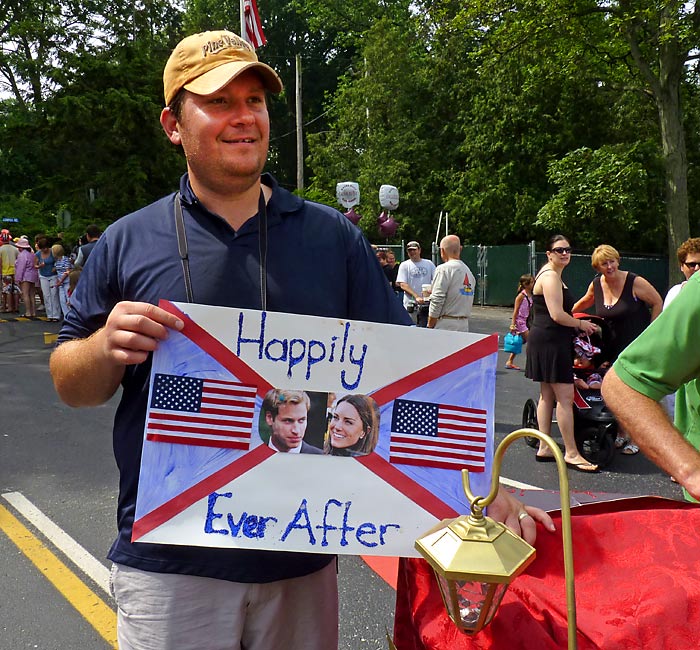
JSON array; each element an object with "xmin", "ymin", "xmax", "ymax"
[{"xmin": 244, "ymin": 0, "xmax": 267, "ymax": 49}]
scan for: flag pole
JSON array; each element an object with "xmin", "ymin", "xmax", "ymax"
[{"xmin": 240, "ymin": 0, "xmax": 247, "ymax": 41}]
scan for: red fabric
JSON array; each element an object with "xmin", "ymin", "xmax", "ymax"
[{"xmin": 394, "ymin": 497, "xmax": 700, "ymax": 649}]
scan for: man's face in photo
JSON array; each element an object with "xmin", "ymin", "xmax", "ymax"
[{"xmin": 266, "ymin": 401, "xmax": 308, "ymax": 452}]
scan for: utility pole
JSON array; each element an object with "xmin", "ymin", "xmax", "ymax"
[{"xmin": 296, "ymin": 54, "xmax": 304, "ymax": 190}]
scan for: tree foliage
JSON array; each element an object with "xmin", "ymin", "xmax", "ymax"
[{"xmin": 0, "ymin": 0, "xmax": 697, "ymax": 269}]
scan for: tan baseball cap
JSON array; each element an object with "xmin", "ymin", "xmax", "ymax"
[{"xmin": 163, "ymin": 30, "xmax": 283, "ymax": 106}]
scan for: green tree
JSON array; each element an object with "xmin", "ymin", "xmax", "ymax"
[
  {"xmin": 456, "ymin": 0, "xmax": 700, "ymax": 270},
  {"xmin": 307, "ymin": 14, "xmax": 466, "ymax": 245},
  {"xmin": 537, "ymin": 143, "xmax": 665, "ymax": 251}
]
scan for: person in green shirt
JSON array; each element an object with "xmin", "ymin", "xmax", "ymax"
[{"xmin": 602, "ymin": 271, "xmax": 700, "ymax": 501}]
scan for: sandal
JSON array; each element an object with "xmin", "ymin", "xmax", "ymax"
[
  {"xmin": 505, "ymin": 363, "xmax": 521, "ymax": 370},
  {"xmin": 614, "ymin": 435, "xmax": 628, "ymax": 449},
  {"xmin": 620, "ymin": 442, "xmax": 640, "ymax": 455},
  {"xmin": 565, "ymin": 460, "xmax": 599, "ymax": 473}
]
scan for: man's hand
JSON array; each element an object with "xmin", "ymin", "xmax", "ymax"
[
  {"xmin": 489, "ymin": 486, "xmax": 556, "ymax": 546},
  {"xmin": 99, "ymin": 301, "xmax": 184, "ymax": 366},
  {"xmin": 50, "ymin": 301, "xmax": 184, "ymax": 407}
]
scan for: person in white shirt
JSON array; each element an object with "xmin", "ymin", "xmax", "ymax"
[{"xmin": 396, "ymin": 240, "xmax": 436, "ymax": 326}]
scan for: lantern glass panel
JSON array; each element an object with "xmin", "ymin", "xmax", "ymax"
[
  {"xmin": 437, "ymin": 574, "xmax": 491, "ymax": 629},
  {"xmin": 484, "ymin": 583, "xmax": 508, "ymax": 625}
]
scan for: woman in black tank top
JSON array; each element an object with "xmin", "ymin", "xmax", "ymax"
[
  {"xmin": 572, "ymin": 244, "xmax": 662, "ymax": 454},
  {"xmin": 525, "ymin": 235, "xmax": 600, "ymax": 472}
]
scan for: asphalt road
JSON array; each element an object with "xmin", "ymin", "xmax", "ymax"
[{"xmin": 0, "ymin": 309, "xmax": 681, "ymax": 650}]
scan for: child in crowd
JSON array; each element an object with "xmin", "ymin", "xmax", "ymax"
[
  {"xmin": 2, "ymin": 275, "xmax": 20, "ymax": 313},
  {"xmin": 66, "ymin": 267, "xmax": 82, "ymax": 308},
  {"xmin": 506, "ymin": 273, "xmax": 534, "ymax": 370},
  {"xmin": 573, "ymin": 333, "xmax": 607, "ymax": 390},
  {"xmin": 53, "ymin": 244, "xmax": 73, "ymax": 319}
]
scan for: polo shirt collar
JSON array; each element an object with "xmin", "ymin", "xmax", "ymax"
[{"xmin": 177, "ymin": 173, "xmax": 304, "ymax": 223}]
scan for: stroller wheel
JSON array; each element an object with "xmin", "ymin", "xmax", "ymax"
[
  {"xmin": 579, "ymin": 425, "xmax": 616, "ymax": 468},
  {"xmin": 522, "ymin": 398, "xmax": 539, "ymax": 448}
]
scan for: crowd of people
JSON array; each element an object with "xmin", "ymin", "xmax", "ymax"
[
  {"xmin": 374, "ymin": 235, "xmax": 476, "ymax": 331},
  {"xmin": 0, "ymin": 227, "xmax": 99, "ymax": 321},
  {"xmin": 375, "ymin": 230, "xmax": 689, "ymax": 476}
]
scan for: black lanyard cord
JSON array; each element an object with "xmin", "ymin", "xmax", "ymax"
[
  {"xmin": 173, "ymin": 190, "xmax": 268, "ymax": 309},
  {"xmin": 257, "ymin": 189, "xmax": 268, "ymax": 311}
]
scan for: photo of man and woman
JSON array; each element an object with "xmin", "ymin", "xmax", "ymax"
[{"xmin": 259, "ymin": 389, "xmax": 380, "ymax": 457}]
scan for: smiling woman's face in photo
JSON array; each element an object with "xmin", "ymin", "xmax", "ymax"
[{"xmin": 329, "ymin": 400, "xmax": 365, "ymax": 449}]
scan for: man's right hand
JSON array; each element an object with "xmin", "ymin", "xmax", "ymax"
[
  {"xmin": 50, "ymin": 301, "xmax": 184, "ymax": 407},
  {"xmin": 98, "ymin": 301, "xmax": 185, "ymax": 367}
]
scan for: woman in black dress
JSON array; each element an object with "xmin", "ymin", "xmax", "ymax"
[{"xmin": 525, "ymin": 235, "xmax": 599, "ymax": 472}]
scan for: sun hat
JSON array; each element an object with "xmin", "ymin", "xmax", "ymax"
[
  {"xmin": 163, "ymin": 30, "xmax": 283, "ymax": 106},
  {"xmin": 16, "ymin": 237, "xmax": 32, "ymax": 250}
]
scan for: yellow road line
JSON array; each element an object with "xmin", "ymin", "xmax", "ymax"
[
  {"xmin": 44, "ymin": 332, "xmax": 58, "ymax": 345},
  {"xmin": 0, "ymin": 503, "xmax": 117, "ymax": 648}
]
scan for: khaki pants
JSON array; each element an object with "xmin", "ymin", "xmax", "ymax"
[{"xmin": 110, "ymin": 560, "xmax": 339, "ymax": 650}]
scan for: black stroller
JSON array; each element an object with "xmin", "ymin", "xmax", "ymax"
[{"xmin": 523, "ymin": 314, "xmax": 618, "ymax": 468}]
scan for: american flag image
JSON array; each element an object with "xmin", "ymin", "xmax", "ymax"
[
  {"xmin": 146, "ymin": 374, "xmax": 256, "ymax": 450},
  {"xmin": 244, "ymin": 0, "xmax": 267, "ymax": 49},
  {"xmin": 389, "ymin": 398, "xmax": 487, "ymax": 471}
]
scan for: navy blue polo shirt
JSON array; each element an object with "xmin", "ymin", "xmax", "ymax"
[{"xmin": 59, "ymin": 173, "xmax": 411, "ymax": 583}]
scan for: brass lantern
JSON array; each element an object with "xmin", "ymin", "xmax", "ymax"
[{"xmin": 415, "ymin": 429, "xmax": 578, "ymax": 649}]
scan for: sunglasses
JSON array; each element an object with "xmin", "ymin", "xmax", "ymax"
[
  {"xmin": 550, "ymin": 247, "xmax": 572, "ymax": 255},
  {"xmin": 684, "ymin": 261, "xmax": 700, "ymax": 270}
]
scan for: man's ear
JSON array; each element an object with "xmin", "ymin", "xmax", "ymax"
[
  {"xmin": 265, "ymin": 412, "xmax": 274, "ymax": 427},
  {"xmin": 160, "ymin": 107, "xmax": 182, "ymax": 145}
]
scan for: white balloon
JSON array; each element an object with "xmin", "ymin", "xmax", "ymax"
[
  {"xmin": 336, "ymin": 182, "xmax": 360, "ymax": 209},
  {"xmin": 379, "ymin": 184, "xmax": 399, "ymax": 210}
]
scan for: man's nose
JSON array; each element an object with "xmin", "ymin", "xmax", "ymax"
[{"xmin": 227, "ymin": 103, "xmax": 255, "ymax": 125}]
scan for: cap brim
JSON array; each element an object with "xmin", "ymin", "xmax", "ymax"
[{"xmin": 184, "ymin": 61, "xmax": 283, "ymax": 97}]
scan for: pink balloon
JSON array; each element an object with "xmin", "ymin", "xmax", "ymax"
[
  {"xmin": 379, "ymin": 216, "xmax": 398, "ymax": 238},
  {"xmin": 377, "ymin": 210, "xmax": 388, "ymax": 224},
  {"xmin": 344, "ymin": 208, "xmax": 362, "ymax": 225}
]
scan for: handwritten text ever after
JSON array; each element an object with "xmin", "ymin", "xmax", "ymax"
[{"xmin": 205, "ymin": 491, "xmax": 400, "ymax": 549}]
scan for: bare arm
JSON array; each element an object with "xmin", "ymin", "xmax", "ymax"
[
  {"xmin": 572, "ymin": 282, "xmax": 594, "ymax": 314},
  {"xmin": 510, "ymin": 292, "xmax": 524, "ymax": 330},
  {"xmin": 397, "ymin": 282, "xmax": 422, "ymax": 303},
  {"xmin": 632, "ymin": 275, "xmax": 663, "ymax": 321},
  {"xmin": 50, "ymin": 301, "xmax": 184, "ymax": 407},
  {"xmin": 540, "ymin": 274, "xmax": 597, "ymax": 335},
  {"xmin": 601, "ymin": 368, "xmax": 700, "ymax": 499}
]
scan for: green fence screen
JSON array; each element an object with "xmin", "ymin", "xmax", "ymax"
[{"xmin": 456, "ymin": 243, "xmax": 668, "ymax": 308}]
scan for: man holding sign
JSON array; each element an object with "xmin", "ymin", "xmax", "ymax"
[{"xmin": 50, "ymin": 29, "xmax": 552, "ymax": 650}]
